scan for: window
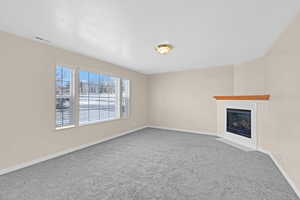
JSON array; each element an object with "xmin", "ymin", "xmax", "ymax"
[
  {"xmin": 121, "ymin": 79, "xmax": 130, "ymax": 118},
  {"xmin": 55, "ymin": 66, "xmax": 130, "ymax": 129},
  {"xmin": 55, "ymin": 66, "xmax": 74, "ymax": 128},
  {"xmin": 79, "ymin": 71, "xmax": 120, "ymax": 124}
]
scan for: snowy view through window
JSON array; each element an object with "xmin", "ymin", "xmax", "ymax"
[
  {"xmin": 79, "ymin": 71, "xmax": 119, "ymax": 124},
  {"xmin": 56, "ymin": 66, "xmax": 74, "ymax": 128},
  {"xmin": 121, "ymin": 79, "xmax": 130, "ymax": 118}
]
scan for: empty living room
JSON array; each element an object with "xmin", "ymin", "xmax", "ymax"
[{"xmin": 1, "ymin": 0, "xmax": 300, "ymax": 199}]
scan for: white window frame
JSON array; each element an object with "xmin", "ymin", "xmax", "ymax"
[
  {"xmin": 120, "ymin": 79, "xmax": 131, "ymax": 119},
  {"xmin": 55, "ymin": 66, "xmax": 76, "ymax": 130},
  {"xmin": 54, "ymin": 66, "xmax": 131, "ymax": 130},
  {"xmin": 78, "ymin": 69, "xmax": 121, "ymax": 126}
]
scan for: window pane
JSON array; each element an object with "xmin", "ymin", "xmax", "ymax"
[
  {"xmin": 108, "ymin": 78, "xmax": 118, "ymax": 119},
  {"xmin": 80, "ymin": 110, "xmax": 89, "ymax": 123},
  {"xmin": 121, "ymin": 79, "xmax": 130, "ymax": 118},
  {"xmin": 89, "ymin": 109, "xmax": 100, "ymax": 122},
  {"xmin": 63, "ymin": 67, "xmax": 72, "ymax": 82},
  {"xmin": 79, "ymin": 96, "xmax": 88, "ymax": 111},
  {"xmin": 56, "ymin": 80, "xmax": 63, "ymax": 95},
  {"xmin": 89, "ymin": 72, "xmax": 98, "ymax": 85},
  {"xmin": 56, "ymin": 66, "xmax": 62, "ymax": 81},
  {"xmin": 56, "ymin": 97, "xmax": 71, "ymax": 109},
  {"xmin": 55, "ymin": 66, "xmax": 74, "ymax": 128},
  {"xmin": 99, "ymin": 74, "xmax": 107, "ymax": 121},
  {"xmin": 56, "ymin": 110, "xmax": 63, "ymax": 127},
  {"xmin": 79, "ymin": 71, "xmax": 89, "ymax": 123},
  {"xmin": 101, "ymin": 75, "xmax": 110, "ymax": 121},
  {"xmin": 79, "ymin": 71, "xmax": 89, "ymax": 95},
  {"xmin": 62, "ymin": 108, "xmax": 73, "ymax": 126},
  {"xmin": 89, "ymin": 95, "xmax": 100, "ymax": 121},
  {"xmin": 62, "ymin": 81, "xmax": 71, "ymax": 96},
  {"xmin": 88, "ymin": 72, "xmax": 99, "ymax": 121},
  {"xmin": 79, "ymin": 71, "xmax": 120, "ymax": 124}
]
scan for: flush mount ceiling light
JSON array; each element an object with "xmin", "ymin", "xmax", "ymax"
[{"xmin": 155, "ymin": 44, "xmax": 173, "ymax": 55}]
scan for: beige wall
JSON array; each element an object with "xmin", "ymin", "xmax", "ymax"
[
  {"xmin": 264, "ymin": 13, "xmax": 300, "ymax": 189},
  {"xmin": 0, "ymin": 31, "xmax": 148, "ymax": 170},
  {"xmin": 231, "ymin": 13, "xmax": 300, "ymax": 189},
  {"xmin": 233, "ymin": 58, "xmax": 266, "ymax": 95},
  {"xmin": 148, "ymin": 66, "xmax": 234, "ymax": 133}
]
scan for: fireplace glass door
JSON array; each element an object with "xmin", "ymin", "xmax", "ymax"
[{"xmin": 226, "ymin": 108, "xmax": 251, "ymax": 138}]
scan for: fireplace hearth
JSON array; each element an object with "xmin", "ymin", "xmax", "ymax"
[{"xmin": 226, "ymin": 108, "xmax": 251, "ymax": 138}]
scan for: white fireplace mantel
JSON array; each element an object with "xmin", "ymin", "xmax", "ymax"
[{"xmin": 215, "ymin": 94, "xmax": 270, "ymax": 150}]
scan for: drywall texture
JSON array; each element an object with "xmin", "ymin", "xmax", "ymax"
[
  {"xmin": 233, "ymin": 58, "xmax": 266, "ymax": 95},
  {"xmin": 264, "ymin": 13, "xmax": 300, "ymax": 190},
  {"xmin": 232, "ymin": 12, "xmax": 300, "ymax": 190},
  {"xmin": 148, "ymin": 66, "xmax": 234, "ymax": 133},
  {"xmin": 0, "ymin": 31, "xmax": 148, "ymax": 170}
]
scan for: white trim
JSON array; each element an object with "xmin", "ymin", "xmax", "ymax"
[
  {"xmin": 257, "ymin": 148, "xmax": 300, "ymax": 198},
  {"xmin": 148, "ymin": 125, "xmax": 217, "ymax": 136},
  {"xmin": 216, "ymin": 138, "xmax": 255, "ymax": 152},
  {"xmin": 55, "ymin": 125, "xmax": 75, "ymax": 131},
  {"xmin": 54, "ymin": 66, "xmax": 76, "ymax": 130},
  {"xmin": 0, "ymin": 126, "xmax": 147, "ymax": 176},
  {"xmin": 79, "ymin": 117, "xmax": 121, "ymax": 127}
]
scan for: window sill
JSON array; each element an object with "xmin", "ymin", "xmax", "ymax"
[
  {"xmin": 79, "ymin": 117, "xmax": 122, "ymax": 127},
  {"xmin": 55, "ymin": 117, "xmax": 129, "ymax": 131},
  {"xmin": 55, "ymin": 125, "xmax": 75, "ymax": 131}
]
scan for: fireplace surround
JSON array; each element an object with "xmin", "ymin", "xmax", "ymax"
[
  {"xmin": 218, "ymin": 101, "xmax": 257, "ymax": 149},
  {"xmin": 215, "ymin": 95, "xmax": 270, "ymax": 149}
]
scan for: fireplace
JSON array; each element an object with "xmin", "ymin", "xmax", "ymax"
[{"xmin": 226, "ymin": 108, "xmax": 251, "ymax": 138}]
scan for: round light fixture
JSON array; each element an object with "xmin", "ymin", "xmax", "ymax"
[{"xmin": 155, "ymin": 43, "xmax": 173, "ymax": 55}]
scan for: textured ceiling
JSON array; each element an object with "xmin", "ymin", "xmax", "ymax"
[{"xmin": 0, "ymin": 0, "xmax": 300, "ymax": 74}]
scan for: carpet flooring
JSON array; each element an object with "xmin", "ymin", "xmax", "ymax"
[{"xmin": 0, "ymin": 128, "xmax": 298, "ymax": 200}]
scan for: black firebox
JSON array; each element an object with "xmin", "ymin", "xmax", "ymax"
[{"xmin": 226, "ymin": 108, "xmax": 251, "ymax": 138}]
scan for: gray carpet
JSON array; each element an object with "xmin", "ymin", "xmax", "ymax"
[{"xmin": 0, "ymin": 128, "xmax": 298, "ymax": 200}]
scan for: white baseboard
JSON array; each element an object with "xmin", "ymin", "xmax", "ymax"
[
  {"xmin": 257, "ymin": 148, "xmax": 300, "ymax": 198},
  {"xmin": 147, "ymin": 125, "xmax": 217, "ymax": 136},
  {"xmin": 0, "ymin": 126, "xmax": 147, "ymax": 176},
  {"xmin": 216, "ymin": 138, "xmax": 255, "ymax": 152}
]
